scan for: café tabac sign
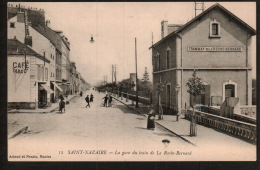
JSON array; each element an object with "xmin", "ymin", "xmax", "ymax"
[
  {"xmin": 13, "ymin": 61, "xmax": 29, "ymax": 73},
  {"xmin": 188, "ymin": 46, "xmax": 242, "ymax": 52}
]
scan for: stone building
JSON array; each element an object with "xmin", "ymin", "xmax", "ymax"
[
  {"xmin": 8, "ymin": 39, "xmax": 51, "ymax": 109},
  {"xmin": 150, "ymin": 3, "xmax": 255, "ymax": 115}
]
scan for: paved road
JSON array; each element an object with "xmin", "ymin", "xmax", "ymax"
[{"xmin": 8, "ymin": 90, "xmax": 194, "ymax": 161}]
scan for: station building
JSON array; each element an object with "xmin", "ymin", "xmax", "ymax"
[{"xmin": 150, "ymin": 3, "xmax": 256, "ymax": 114}]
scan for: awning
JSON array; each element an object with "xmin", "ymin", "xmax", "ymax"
[
  {"xmin": 52, "ymin": 82, "xmax": 63, "ymax": 91},
  {"xmin": 40, "ymin": 84, "xmax": 54, "ymax": 94}
]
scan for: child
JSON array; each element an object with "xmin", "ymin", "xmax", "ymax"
[{"xmin": 59, "ymin": 99, "xmax": 65, "ymax": 113}]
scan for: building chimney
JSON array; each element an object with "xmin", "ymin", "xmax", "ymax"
[
  {"xmin": 17, "ymin": 11, "xmax": 25, "ymax": 23},
  {"xmin": 161, "ymin": 20, "xmax": 168, "ymax": 39}
]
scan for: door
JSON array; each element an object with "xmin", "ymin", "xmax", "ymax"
[
  {"xmin": 166, "ymin": 85, "xmax": 171, "ymax": 108},
  {"xmin": 225, "ymin": 84, "xmax": 235, "ymax": 98}
]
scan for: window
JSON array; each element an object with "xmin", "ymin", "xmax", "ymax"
[
  {"xmin": 42, "ymin": 66, "xmax": 44, "ymax": 81},
  {"xmin": 166, "ymin": 84, "xmax": 171, "ymax": 108},
  {"xmin": 157, "ymin": 54, "xmax": 160, "ymax": 71},
  {"xmin": 45, "ymin": 68, "xmax": 48, "ymax": 81},
  {"xmin": 166, "ymin": 48, "xmax": 170, "ymax": 69},
  {"xmin": 37, "ymin": 65, "xmax": 41, "ymax": 80},
  {"xmin": 10, "ymin": 22, "xmax": 15, "ymax": 28},
  {"xmin": 210, "ymin": 19, "xmax": 221, "ymax": 37},
  {"xmin": 212, "ymin": 24, "xmax": 218, "ymax": 35}
]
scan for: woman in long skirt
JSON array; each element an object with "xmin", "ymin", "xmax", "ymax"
[{"xmin": 147, "ymin": 109, "xmax": 155, "ymax": 130}]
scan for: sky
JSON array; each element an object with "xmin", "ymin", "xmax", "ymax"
[{"xmin": 9, "ymin": 2, "xmax": 256, "ymax": 85}]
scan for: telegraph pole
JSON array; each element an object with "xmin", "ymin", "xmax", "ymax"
[
  {"xmin": 135, "ymin": 38, "xmax": 139, "ymax": 108},
  {"xmin": 112, "ymin": 65, "xmax": 114, "ymax": 82},
  {"xmin": 114, "ymin": 65, "xmax": 117, "ymax": 83}
]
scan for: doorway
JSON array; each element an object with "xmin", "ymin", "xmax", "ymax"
[{"xmin": 225, "ymin": 84, "xmax": 235, "ymax": 98}]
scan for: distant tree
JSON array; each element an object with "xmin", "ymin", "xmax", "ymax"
[
  {"xmin": 156, "ymin": 82, "xmax": 165, "ymax": 120},
  {"xmin": 142, "ymin": 67, "xmax": 149, "ymax": 84},
  {"xmin": 186, "ymin": 70, "xmax": 205, "ymax": 136}
]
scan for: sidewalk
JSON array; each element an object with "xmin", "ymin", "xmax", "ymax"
[
  {"xmin": 8, "ymin": 94, "xmax": 77, "ymax": 114},
  {"xmin": 113, "ymin": 95, "xmax": 256, "ymax": 149}
]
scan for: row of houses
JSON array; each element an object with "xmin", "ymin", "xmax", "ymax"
[
  {"xmin": 150, "ymin": 3, "xmax": 256, "ymax": 114},
  {"xmin": 7, "ymin": 4, "xmax": 89, "ymax": 109}
]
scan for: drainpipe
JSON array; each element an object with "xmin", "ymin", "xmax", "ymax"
[
  {"xmin": 246, "ymin": 33, "xmax": 249, "ymax": 105},
  {"xmin": 177, "ymin": 34, "xmax": 183, "ymax": 113}
]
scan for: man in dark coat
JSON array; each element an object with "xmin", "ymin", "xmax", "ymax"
[
  {"xmin": 85, "ymin": 95, "xmax": 90, "ymax": 108},
  {"xmin": 90, "ymin": 94, "xmax": 94, "ymax": 102},
  {"xmin": 59, "ymin": 99, "xmax": 65, "ymax": 113},
  {"xmin": 102, "ymin": 94, "xmax": 109, "ymax": 107}
]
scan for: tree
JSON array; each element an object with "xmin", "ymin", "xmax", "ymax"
[
  {"xmin": 142, "ymin": 67, "xmax": 149, "ymax": 84},
  {"xmin": 186, "ymin": 70, "xmax": 205, "ymax": 136},
  {"xmin": 156, "ymin": 82, "xmax": 165, "ymax": 120}
]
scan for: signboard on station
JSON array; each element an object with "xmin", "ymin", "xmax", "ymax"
[{"xmin": 188, "ymin": 47, "xmax": 242, "ymax": 52}]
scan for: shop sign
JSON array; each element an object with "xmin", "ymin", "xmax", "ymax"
[
  {"xmin": 13, "ymin": 61, "xmax": 29, "ymax": 73},
  {"xmin": 188, "ymin": 47, "xmax": 242, "ymax": 52}
]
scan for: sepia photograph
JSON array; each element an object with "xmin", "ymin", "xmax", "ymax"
[{"xmin": 7, "ymin": 2, "xmax": 256, "ymax": 162}]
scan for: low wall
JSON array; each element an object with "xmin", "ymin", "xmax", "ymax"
[
  {"xmin": 198, "ymin": 105, "xmax": 256, "ymax": 125},
  {"xmin": 185, "ymin": 109, "xmax": 256, "ymax": 143},
  {"xmin": 8, "ymin": 102, "xmax": 37, "ymax": 109}
]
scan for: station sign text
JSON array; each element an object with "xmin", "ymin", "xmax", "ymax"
[{"xmin": 188, "ymin": 47, "xmax": 242, "ymax": 52}]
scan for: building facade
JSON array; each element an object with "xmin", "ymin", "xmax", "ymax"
[
  {"xmin": 151, "ymin": 3, "xmax": 255, "ymax": 114},
  {"xmin": 8, "ymin": 39, "xmax": 51, "ymax": 109}
]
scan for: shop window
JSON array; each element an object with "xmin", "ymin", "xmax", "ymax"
[
  {"xmin": 210, "ymin": 19, "xmax": 221, "ymax": 38},
  {"xmin": 10, "ymin": 22, "xmax": 15, "ymax": 28}
]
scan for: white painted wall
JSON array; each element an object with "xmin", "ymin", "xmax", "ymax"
[{"xmin": 8, "ymin": 55, "xmax": 31, "ymax": 102}]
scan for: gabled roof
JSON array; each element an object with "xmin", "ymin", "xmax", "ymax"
[
  {"xmin": 33, "ymin": 24, "xmax": 63, "ymax": 52},
  {"xmin": 150, "ymin": 3, "xmax": 256, "ymax": 49},
  {"xmin": 7, "ymin": 38, "xmax": 50, "ymax": 63}
]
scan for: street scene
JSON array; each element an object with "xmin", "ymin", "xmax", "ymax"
[{"xmin": 7, "ymin": 2, "xmax": 256, "ymax": 161}]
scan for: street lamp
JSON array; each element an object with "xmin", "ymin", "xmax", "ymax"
[
  {"xmin": 90, "ymin": 35, "xmax": 94, "ymax": 43},
  {"xmin": 175, "ymin": 84, "xmax": 181, "ymax": 121}
]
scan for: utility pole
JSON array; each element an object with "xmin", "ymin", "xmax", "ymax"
[
  {"xmin": 135, "ymin": 38, "xmax": 139, "ymax": 108},
  {"xmin": 114, "ymin": 65, "xmax": 117, "ymax": 83},
  {"xmin": 112, "ymin": 64, "xmax": 114, "ymax": 82},
  {"xmin": 195, "ymin": 2, "xmax": 205, "ymax": 17}
]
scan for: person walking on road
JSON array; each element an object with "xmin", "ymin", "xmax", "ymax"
[
  {"xmin": 147, "ymin": 109, "xmax": 155, "ymax": 130},
  {"xmin": 102, "ymin": 94, "xmax": 109, "ymax": 107},
  {"xmin": 90, "ymin": 93, "xmax": 94, "ymax": 102},
  {"xmin": 59, "ymin": 99, "xmax": 65, "ymax": 113},
  {"xmin": 80, "ymin": 91, "xmax": 83, "ymax": 97},
  {"xmin": 85, "ymin": 95, "xmax": 90, "ymax": 108}
]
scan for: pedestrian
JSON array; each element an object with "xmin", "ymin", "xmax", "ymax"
[
  {"xmin": 147, "ymin": 109, "xmax": 155, "ymax": 130},
  {"xmin": 59, "ymin": 99, "xmax": 65, "ymax": 113},
  {"xmin": 85, "ymin": 95, "xmax": 90, "ymax": 108},
  {"xmin": 90, "ymin": 93, "xmax": 94, "ymax": 102},
  {"xmin": 109, "ymin": 94, "xmax": 113, "ymax": 105},
  {"xmin": 80, "ymin": 91, "xmax": 83, "ymax": 97},
  {"xmin": 102, "ymin": 94, "xmax": 109, "ymax": 107},
  {"xmin": 60, "ymin": 94, "xmax": 64, "ymax": 101}
]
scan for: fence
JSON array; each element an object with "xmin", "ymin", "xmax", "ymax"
[
  {"xmin": 185, "ymin": 109, "xmax": 256, "ymax": 143},
  {"xmin": 197, "ymin": 105, "xmax": 256, "ymax": 125}
]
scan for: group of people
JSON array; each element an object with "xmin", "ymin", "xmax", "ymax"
[
  {"xmin": 102, "ymin": 94, "xmax": 113, "ymax": 107},
  {"xmin": 85, "ymin": 93, "xmax": 94, "ymax": 108}
]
